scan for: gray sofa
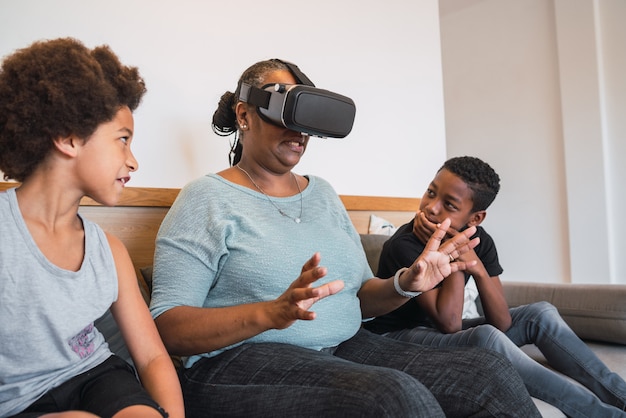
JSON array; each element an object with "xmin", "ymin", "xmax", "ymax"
[{"xmin": 360, "ymin": 233, "xmax": 626, "ymax": 417}]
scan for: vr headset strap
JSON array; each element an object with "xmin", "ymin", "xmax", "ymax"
[
  {"xmin": 238, "ymin": 59, "xmax": 316, "ymax": 108},
  {"xmin": 271, "ymin": 59, "xmax": 316, "ymax": 87},
  {"xmin": 238, "ymin": 82, "xmax": 271, "ymax": 109}
]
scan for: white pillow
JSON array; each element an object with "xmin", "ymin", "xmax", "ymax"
[{"xmin": 368, "ymin": 214, "xmax": 398, "ymax": 236}]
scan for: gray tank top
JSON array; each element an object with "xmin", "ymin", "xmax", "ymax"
[{"xmin": 0, "ymin": 187, "xmax": 117, "ymax": 416}]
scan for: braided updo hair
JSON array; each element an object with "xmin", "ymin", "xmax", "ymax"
[
  {"xmin": 0, "ymin": 37, "xmax": 146, "ymax": 182},
  {"xmin": 212, "ymin": 59, "xmax": 289, "ymax": 166},
  {"xmin": 440, "ymin": 156, "xmax": 501, "ymax": 212}
]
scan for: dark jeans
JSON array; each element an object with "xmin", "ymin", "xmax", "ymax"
[{"xmin": 180, "ymin": 329, "xmax": 540, "ymax": 417}]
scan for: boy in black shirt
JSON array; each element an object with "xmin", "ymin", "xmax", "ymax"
[{"xmin": 365, "ymin": 156, "xmax": 626, "ymax": 418}]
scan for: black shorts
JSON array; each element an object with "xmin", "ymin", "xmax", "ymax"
[{"xmin": 11, "ymin": 355, "xmax": 168, "ymax": 418}]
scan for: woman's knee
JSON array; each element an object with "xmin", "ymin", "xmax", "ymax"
[{"xmin": 355, "ymin": 368, "xmax": 444, "ymax": 417}]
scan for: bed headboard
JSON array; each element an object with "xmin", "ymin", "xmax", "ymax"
[{"xmin": 0, "ymin": 182, "xmax": 419, "ymax": 281}]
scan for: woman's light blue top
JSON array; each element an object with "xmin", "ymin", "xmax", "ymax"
[{"xmin": 150, "ymin": 174, "xmax": 372, "ymax": 367}]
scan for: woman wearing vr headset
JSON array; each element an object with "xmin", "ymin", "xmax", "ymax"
[{"xmin": 149, "ymin": 59, "xmax": 540, "ymax": 417}]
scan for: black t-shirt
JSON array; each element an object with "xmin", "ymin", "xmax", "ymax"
[{"xmin": 363, "ymin": 219, "xmax": 503, "ymax": 334}]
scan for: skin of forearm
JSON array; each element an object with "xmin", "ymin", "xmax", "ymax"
[
  {"xmin": 430, "ymin": 273, "xmax": 466, "ymax": 333},
  {"xmin": 358, "ymin": 277, "xmax": 420, "ymax": 318},
  {"xmin": 137, "ymin": 353, "xmax": 185, "ymax": 418},
  {"xmin": 154, "ymin": 302, "xmax": 276, "ymax": 356}
]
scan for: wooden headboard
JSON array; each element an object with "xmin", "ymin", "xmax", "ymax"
[{"xmin": 0, "ymin": 182, "xmax": 419, "ymax": 281}]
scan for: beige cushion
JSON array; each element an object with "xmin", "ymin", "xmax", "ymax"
[
  {"xmin": 360, "ymin": 234, "xmax": 390, "ymax": 275},
  {"xmin": 503, "ymin": 281, "xmax": 626, "ymax": 345}
]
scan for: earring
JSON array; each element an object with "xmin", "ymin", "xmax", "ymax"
[{"xmin": 240, "ymin": 123, "xmax": 248, "ymax": 130}]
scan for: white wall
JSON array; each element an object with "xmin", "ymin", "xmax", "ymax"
[
  {"xmin": 599, "ymin": 0, "xmax": 626, "ymax": 287},
  {"xmin": 3, "ymin": 1, "xmax": 622, "ymax": 285},
  {"xmin": 440, "ymin": 0, "xmax": 625, "ymax": 284},
  {"xmin": 0, "ymin": 0, "xmax": 446, "ymax": 198}
]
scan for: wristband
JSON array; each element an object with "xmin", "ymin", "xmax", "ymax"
[{"xmin": 393, "ymin": 267, "xmax": 422, "ymax": 298}]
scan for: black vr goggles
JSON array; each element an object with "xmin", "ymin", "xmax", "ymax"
[{"xmin": 237, "ymin": 59, "xmax": 356, "ymax": 138}]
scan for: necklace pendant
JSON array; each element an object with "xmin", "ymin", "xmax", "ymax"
[{"xmin": 236, "ymin": 165, "xmax": 303, "ymax": 225}]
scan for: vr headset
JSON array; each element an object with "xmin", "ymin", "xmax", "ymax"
[{"xmin": 237, "ymin": 59, "xmax": 356, "ymax": 138}]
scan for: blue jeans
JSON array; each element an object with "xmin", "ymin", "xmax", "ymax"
[
  {"xmin": 388, "ymin": 302, "xmax": 626, "ymax": 418},
  {"xmin": 179, "ymin": 329, "xmax": 539, "ymax": 418}
]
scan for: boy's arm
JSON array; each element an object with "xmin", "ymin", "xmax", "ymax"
[
  {"xmin": 415, "ymin": 271, "xmax": 466, "ymax": 333},
  {"xmin": 464, "ymin": 252, "xmax": 511, "ymax": 331},
  {"xmin": 107, "ymin": 233, "xmax": 185, "ymax": 418},
  {"xmin": 414, "ymin": 213, "xmax": 511, "ymax": 332},
  {"xmin": 417, "ymin": 247, "xmax": 511, "ymax": 333},
  {"xmin": 387, "ymin": 217, "xmax": 468, "ymax": 333}
]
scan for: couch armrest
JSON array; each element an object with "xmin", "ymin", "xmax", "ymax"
[{"xmin": 503, "ymin": 281, "xmax": 626, "ymax": 345}]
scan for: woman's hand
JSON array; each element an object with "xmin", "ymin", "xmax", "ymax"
[
  {"xmin": 399, "ymin": 218, "xmax": 479, "ymax": 293},
  {"xmin": 156, "ymin": 253, "xmax": 344, "ymax": 356},
  {"xmin": 413, "ymin": 211, "xmax": 483, "ymax": 277},
  {"xmin": 269, "ymin": 252, "xmax": 344, "ymax": 330}
]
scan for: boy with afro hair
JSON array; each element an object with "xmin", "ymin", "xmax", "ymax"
[{"xmin": 0, "ymin": 38, "xmax": 183, "ymax": 418}]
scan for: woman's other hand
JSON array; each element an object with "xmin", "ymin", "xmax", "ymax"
[{"xmin": 269, "ymin": 252, "xmax": 344, "ymax": 329}]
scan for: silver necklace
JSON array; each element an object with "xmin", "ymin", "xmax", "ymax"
[{"xmin": 236, "ymin": 164, "xmax": 303, "ymax": 223}]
